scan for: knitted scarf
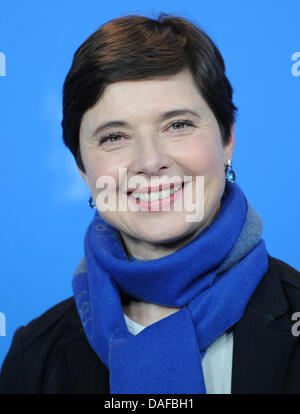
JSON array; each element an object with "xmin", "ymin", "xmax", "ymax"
[{"xmin": 72, "ymin": 182, "xmax": 268, "ymax": 394}]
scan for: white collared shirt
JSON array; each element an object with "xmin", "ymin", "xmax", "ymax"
[{"xmin": 124, "ymin": 314, "xmax": 233, "ymax": 394}]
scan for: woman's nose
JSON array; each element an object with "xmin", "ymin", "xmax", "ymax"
[{"xmin": 130, "ymin": 137, "xmax": 170, "ymax": 176}]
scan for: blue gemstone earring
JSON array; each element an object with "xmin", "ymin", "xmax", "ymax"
[
  {"xmin": 88, "ymin": 196, "xmax": 96, "ymax": 209},
  {"xmin": 225, "ymin": 159, "xmax": 236, "ymax": 183}
]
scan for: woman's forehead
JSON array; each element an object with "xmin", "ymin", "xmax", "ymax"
[
  {"xmin": 81, "ymin": 70, "xmax": 207, "ymax": 126},
  {"xmin": 100, "ymin": 68, "xmax": 197, "ymax": 100}
]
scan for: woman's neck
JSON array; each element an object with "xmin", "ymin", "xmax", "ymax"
[{"xmin": 123, "ymin": 299, "xmax": 180, "ymax": 327}]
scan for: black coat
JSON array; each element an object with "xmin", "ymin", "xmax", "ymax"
[{"xmin": 0, "ymin": 256, "xmax": 299, "ymax": 394}]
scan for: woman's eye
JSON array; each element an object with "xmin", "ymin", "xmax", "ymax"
[
  {"xmin": 169, "ymin": 120, "xmax": 194, "ymax": 131},
  {"xmin": 98, "ymin": 133, "xmax": 125, "ymax": 146},
  {"xmin": 98, "ymin": 121, "xmax": 193, "ymax": 146}
]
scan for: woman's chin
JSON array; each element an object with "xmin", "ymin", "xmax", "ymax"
[{"xmin": 131, "ymin": 220, "xmax": 198, "ymax": 247}]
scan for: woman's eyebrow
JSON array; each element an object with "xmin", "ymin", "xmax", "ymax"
[
  {"xmin": 159, "ymin": 108, "xmax": 201, "ymax": 121},
  {"xmin": 91, "ymin": 108, "xmax": 201, "ymax": 138}
]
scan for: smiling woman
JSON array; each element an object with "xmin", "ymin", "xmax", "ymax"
[
  {"xmin": 0, "ymin": 13, "xmax": 299, "ymax": 395},
  {"xmin": 78, "ymin": 68, "xmax": 231, "ymax": 259}
]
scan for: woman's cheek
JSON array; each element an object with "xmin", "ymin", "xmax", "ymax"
[
  {"xmin": 86, "ymin": 154, "xmax": 114, "ymax": 186},
  {"xmin": 185, "ymin": 147, "xmax": 221, "ymax": 177}
]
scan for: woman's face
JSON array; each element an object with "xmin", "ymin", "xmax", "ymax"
[{"xmin": 79, "ymin": 68, "xmax": 234, "ymax": 258}]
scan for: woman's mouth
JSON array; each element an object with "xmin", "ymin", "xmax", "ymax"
[{"xmin": 127, "ymin": 182, "xmax": 185, "ymax": 212}]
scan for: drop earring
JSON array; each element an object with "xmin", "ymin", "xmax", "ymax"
[{"xmin": 225, "ymin": 159, "xmax": 236, "ymax": 183}]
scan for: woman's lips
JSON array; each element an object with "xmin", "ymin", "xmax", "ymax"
[
  {"xmin": 127, "ymin": 182, "xmax": 182, "ymax": 195},
  {"xmin": 127, "ymin": 182, "xmax": 185, "ymax": 212}
]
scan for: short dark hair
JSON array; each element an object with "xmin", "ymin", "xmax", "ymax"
[{"xmin": 61, "ymin": 13, "xmax": 238, "ymax": 172}]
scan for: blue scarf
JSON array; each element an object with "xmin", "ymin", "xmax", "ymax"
[{"xmin": 72, "ymin": 182, "xmax": 268, "ymax": 394}]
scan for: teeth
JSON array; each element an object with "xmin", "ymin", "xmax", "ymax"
[{"xmin": 131, "ymin": 184, "xmax": 183, "ymax": 201}]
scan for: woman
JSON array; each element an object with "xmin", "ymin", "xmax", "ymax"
[{"xmin": 0, "ymin": 13, "xmax": 299, "ymax": 395}]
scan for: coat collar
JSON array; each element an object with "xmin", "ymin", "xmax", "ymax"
[{"xmin": 231, "ymin": 255, "xmax": 297, "ymax": 394}]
